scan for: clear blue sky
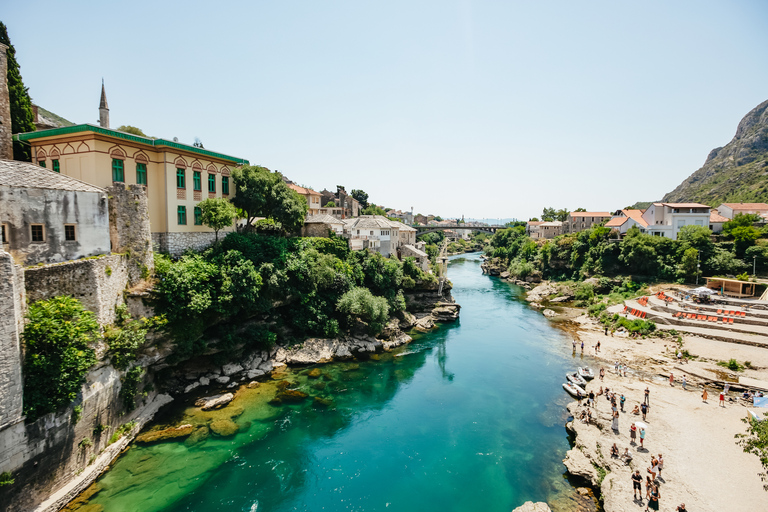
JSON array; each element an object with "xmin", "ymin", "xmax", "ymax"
[{"xmin": 5, "ymin": 1, "xmax": 768, "ymax": 220}]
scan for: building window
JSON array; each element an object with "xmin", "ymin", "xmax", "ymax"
[
  {"xmin": 208, "ymin": 173, "xmax": 216, "ymax": 193},
  {"xmin": 112, "ymin": 159, "xmax": 125, "ymax": 182},
  {"xmin": 64, "ymin": 224, "xmax": 76, "ymax": 241},
  {"xmin": 176, "ymin": 168, "xmax": 186, "ymax": 189},
  {"xmin": 52, "ymin": 159, "xmax": 60, "ymax": 173},
  {"xmin": 193, "ymin": 171, "xmax": 202, "ymax": 191},
  {"xmin": 136, "ymin": 163, "xmax": 147, "ymax": 185},
  {"xmin": 222, "ymin": 176, "xmax": 230, "ymax": 195},
  {"xmin": 177, "ymin": 205, "xmax": 187, "ymax": 225},
  {"xmin": 38, "ymin": 160, "xmax": 46, "ymax": 168},
  {"xmin": 194, "ymin": 206, "xmax": 203, "ymax": 225},
  {"xmin": 31, "ymin": 224, "xmax": 44, "ymax": 242}
]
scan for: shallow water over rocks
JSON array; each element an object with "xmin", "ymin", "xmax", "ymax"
[{"xmin": 69, "ymin": 253, "xmax": 596, "ymax": 512}]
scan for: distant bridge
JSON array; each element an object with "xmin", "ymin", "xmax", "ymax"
[{"xmin": 414, "ymin": 224, "xmax": 505, "ymax": 235}]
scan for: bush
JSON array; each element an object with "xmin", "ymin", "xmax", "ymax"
[
  {"xmin": 120, "ymin": 367, "xmax": 144, "ymax": 411},
  {"xmin": 105, "ymin": 320, "xmax": 148, "ymax": 370},
  {"xmin": 0, "ymin": 471, "xmax": 14, "ymax": 487},
  {"xmin": 22, "ymin": 296, "xmax": 99, "ymax": 422},
  {"xmin": 717, "ymin": 359, "xmax": 744, "ymax": 372},
  {"xmin": 337, "ymin": 287, "xmax": 390, "ymax": 334}
]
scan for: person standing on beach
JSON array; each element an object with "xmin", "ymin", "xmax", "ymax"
[
  {"xmin": 657, "ymin": 454, "xmax": 663, "ymax": 477},
  {"xmin": 641, "ymin": 402, "xmax": 648, "ymax": 420},
  {"xmin": 646, "ymin": 484, "xmax": 660, "ymax": 511},
  {"xmin": 682, "ymin": 375, "xmax": 687, "ymax": 390},
  {"xmin": 639, "ymin": 427, "xmax": 646, "ymax": 448},
  {"xmin": 620, "ymin": 394, "xmax": 626, "ymax": 412},
  {"xmin": 719, "ymin": 391, "xmax": 725, "ymax": 407},
  {"xmin": 581, "ymin": 341, "xmax": 584, "ymax": 353},
  {"xmin": 702, "ymin": 388, "xmax": 708, "ymax": 402},
  {"xmin": 644, "ymin": 387, "xmax": 650, "ymax": 405},
  {"xmin": 630, "ymin": 423, "xmax": 637, "ymax": 444},
  {"xmin": 632, "ymin": 470, "xmax": 643, "ymax": 499},
  {"xmin": 588, "ymin": 391, "xmax": 595, "ymax": 408},
  {"xmin": 596, "ymin": 340, "xmax": 601, "ymax": 353},
  {"xmin": 612, "ymin": 410, "xmax": 619, "ymax": 431},
  {"xmin": 577, "ymin": 389, "xmax": 583, "ymax": 406},
  {"xmin": 669, "ymin": 372, "xmax": 674, "ymax": 386},
  {"xmin": 645, "ymin": 476, "xmax": 652, "ymax": 499},
  {"xmin": 676, "ymin": 504, "xmax": 687, "ymax": 512},
  {"xmin": 600, "ymin": 368, "xmax": 605, "ymax": 381},
  {"xmin": 724, "ymin": 382, "xmax": 730, "ymax": 395}
]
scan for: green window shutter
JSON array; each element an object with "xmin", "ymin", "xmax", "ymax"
[
  {"xmin": 194, "ymin": 206, "xmax": 203, "ymax": 225},
  {"xmin": 112, "ymin": 159, "xmax": 124, "ymax": 182},
  {"xmin": 38, "ymin": 160, "xmax": 46, "ymax": 168},
  {"xmin": 136, "ymin": 163, "xmax": 147, "ymax": 185},
  {"xmin": 193, "ymin": 171, "xmax": 201, "ymax": 191},
  {"xmin": 176, "ymin": 168, "xmax": 185, "ymax": 188},
  {"xmin": 177, "ymin": 205, "xmax": 187, "ymax": 225},
  {"xmin": 222, "ymin": 176, "xmax": 229, "ymax": 195},
  {"xmin": 52, "ymin": 159, "xmax": 60, "ymax": 173},
  {"xmin": 208, "ymin": 173, "xmax": 216, "ymax": 193}
]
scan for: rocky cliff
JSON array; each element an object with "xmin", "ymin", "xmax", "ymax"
[{"xmin": 661, "ymin": 99, "xmax": 768, "ymax": 205}]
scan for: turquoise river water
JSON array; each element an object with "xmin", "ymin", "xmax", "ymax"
[{"xmin": 72, "ymin": 253, "xmax": 595, "ymax": 512}]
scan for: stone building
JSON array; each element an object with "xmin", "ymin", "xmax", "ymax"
[
  {"xmin": 15, "ymin": 84, "xmax": 249, "ymax": 255},
  {"xmin": 715, "ymin": 202, "xmax": 768, "ymax": 220},
  {"xmin": 530, "ymin": 221, "xmax": 562, "ymax": 239},
  {"xmin": 301, "ymin": 214, "xmax": 344, "ymax": 237},
  {"xmin": 320, "ymin": 186, "xmax": 360, "ymax": 219},
  {"xmin": 343, "ymin": 215, "xmax": 400, "ymax": 256},
  {"xmin": 288, "ymin": 183, "xmax": 322, "ymax": 215},
  {"xmin": 0, "ymin": 159, "xmax": 111, "ymax": 265},
  {"xmin": 564, "ymin": 211, "xmax": 612, "ymax": 234}
]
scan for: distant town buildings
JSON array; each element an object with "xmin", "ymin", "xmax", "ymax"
[
  {"xmin": 564, "ymin": 211, "xmax": 612, "ymax": 234},
  {"xmin": 715, "ymin": 202, "xmax": 768, "ymax": 220}
]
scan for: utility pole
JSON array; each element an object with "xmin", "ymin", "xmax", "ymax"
[{"xmin": 696, "ymin": 250, "xmax": 700, "ymax": 285}]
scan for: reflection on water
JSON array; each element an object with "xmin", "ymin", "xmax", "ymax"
[{"xmin": 70, "ymin": 253, "xmax": 594, "ymax": 512}]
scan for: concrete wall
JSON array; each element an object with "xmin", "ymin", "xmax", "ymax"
[
  {"xmin": 151, "ymin": 231, "xmax": 217, "ymax": 256},
  {"xmin": 107, "ymin": 183, "xmax": 154, "ymax": 284},
  {"xmin": 0, "ymin": 251, "xmax": 25, "ymax": 431},
  {"xmin": 24, "ymin": 254, "xmax": 128, "ymax": 327},
  {"xmin": 0, "ymin": 185, "xmax": 111, "ymax": 266},
  {"xmin": 0, "ymin": 44, "xmax": 12, "ymax": 160}
]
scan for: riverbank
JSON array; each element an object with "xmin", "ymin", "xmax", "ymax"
[{"xmin": 544, "ymin": 299, "xmax": 767, "ymax": 510}]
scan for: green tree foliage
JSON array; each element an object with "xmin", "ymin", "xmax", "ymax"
[
  {"xmin": 350, "ymin": 189, "xmax": 369, "ymax": 208},
  {"xmin": 105, "ymin": 316, "xmax": 149, "ymax": 370},
  {"xmin": 117, "ymin": 125, "xmax": 148, "ymax": 137},
  {"xmin": 362, "ymin": 204, "xmax": 387, "ymax": 216},
  {"xmin": 326, "ymin": 200, "xmax": 336, "ymax": 207},
  {"xmin": 418, "ymin": 231, "xmax": 445, "ymax": 245},
  {"xmin": 230, "ymin": 165, "xmax": 308, "ymax": 233},
  {"xmin": 542, "ymin": 207, "xmax": 570, "ymax": 222},
  {"xmin": 337, "ymin": 287, "xmax": 390, "ymax": 334},
  {"xmin": 22, "ymin": 296, "xmax": 98, "ymax": 421},
  {"xmin": 198, "ymin": 197, "xmax": 237, "ymax": 241},
  {"xmin": 120, "ymin": 366, "xmax": 144, "ymax": 411},
  {"xmin": 0, "ymin": 22, "xmax": 35, "ymax": 161},
  {"xmin": 735, "ymin": 412, "xmax": 768, "ymax": 490}
]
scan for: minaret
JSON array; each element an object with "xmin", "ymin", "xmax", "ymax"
[{"xmin": 99, "ymin": 79, "xmax": 109, "ymax": 128}]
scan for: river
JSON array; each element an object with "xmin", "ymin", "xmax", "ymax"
[{"xmin": 71, "ymin": 253, "xmax": 594, "ymax": 512}]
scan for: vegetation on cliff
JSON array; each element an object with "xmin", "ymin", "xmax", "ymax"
[{"xmin": 22, "ymin": 296, "xmax": 99, "ymax": 421}]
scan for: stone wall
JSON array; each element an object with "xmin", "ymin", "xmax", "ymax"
[
  {"xmin": 24, "ymin": 254, "xmax": 129, "ymax": 326},
  {"xmin": 152, "ymin": 231, "xmax": 217, "ymax": 256},
  {"xmin": 0, "ymin": 250, "xmax": 25, "ymax": 430},
  {"xmin": 0, "ymin": 43, "xmax": 12, "ymax": 160},
  {"xmin": 107, "ymin": 183, "xmax": 153, "ymax": 284}
]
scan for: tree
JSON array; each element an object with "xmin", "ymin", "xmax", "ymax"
[
  {"xmin": 231, "ymin": 165, "xmax": 308, "ymax": 234},
  {"xmin": 326, "ymin": 200, "xmax": 336, "ymax": 207},
  {"xmin": 198, "ymin": 198, "xmax": 237, "ymax": 241},
  {"xmin": 574, "ymin": 207, "xmax": 587, "ymax": 212},
  {"xmin": 22, "ymin": 296, "xmax": 99, "ymax": 421},
  {"xmin": 362, "ymin": 204, "xmax": 387, "ymax": 216},
  {"xmin": 350, "ymin": 189, "xmax": 369, "ymax": 208},
  {"xmin": 117, "ymin": 125, "xmax": 148, "ymax": 137},
  {"xmin": 0, "ymin": 22, "xmax": 35, "ymax": 161},
  {"xmin": 678, "ymin": 247, "xmax": 699, "ymax": 281},
  {"xmin": 542, "ymin": 207, "xmax": 569, "ymax": 222}
]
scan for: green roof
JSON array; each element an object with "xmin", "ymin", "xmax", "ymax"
[{"xmin": 15, "ymin": 124, "xmax": 249, "ymax": 165}]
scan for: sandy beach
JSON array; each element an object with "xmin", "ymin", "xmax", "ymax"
[{"xmin": 563, "ymin": 314, "xmax": 767, "ymax": 512}]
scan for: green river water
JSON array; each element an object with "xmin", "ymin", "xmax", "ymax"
[{"xmin": 71, "ymin": 253, "xmax": 594, "ymax": 512}]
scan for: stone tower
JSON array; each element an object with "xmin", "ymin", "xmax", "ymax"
[
  {"xmin": 0, "ymin": 43, "xmax": 12, "ymax": 160},
  {"xmin": 99, "ymin": 79, "xmax": 109, "ymax": 128}
]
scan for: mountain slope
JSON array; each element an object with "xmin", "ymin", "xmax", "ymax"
[{"xmin": 661, "ymin": 99, "xmax": 768, "ymax": 206}]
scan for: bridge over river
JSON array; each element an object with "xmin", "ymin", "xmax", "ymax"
[{"xmin": 413, "ymin": 223, "xmax": 506, "ymax": 235}]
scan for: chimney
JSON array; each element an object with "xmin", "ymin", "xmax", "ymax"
[
  {"xmin": 0, "ymin": 43, "xmax": 12, "ymax": 160},
  {"xmin": 99, "ymin": 79, "xmax": 109, "ymax": 128}
]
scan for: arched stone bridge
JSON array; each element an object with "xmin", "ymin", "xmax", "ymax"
[{"xmin": 414, "ymin": 224, "xmax": 505, "ymax": 236}]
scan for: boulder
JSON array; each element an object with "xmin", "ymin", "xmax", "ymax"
[
  {"xmin": 307, "ymin": 368, "xmax": 323, "ymax": 379},
  {"xmin": 512, "ymin": 502, "xmax": 552, "ymax": 512},
  {"xmin": 500, "ymin": 271, "xmax": 510, "ymax": 279},
  {"xmin": 563, "ymin": 447, "xmax": 598, "ymax": 486},
  {"xmin": 209, "ymin": 419, "xmax": 239, "ymax": 437},
  {"xmin": 542, "ymin": 309, "xmax": 557, "ymax": 318},
  {"xmin": 258, "ymin": 361, "xmax": 274, "ymax": 372},
  {"xmin": 432, "ymin": 303, "xmax": 460, "ymax": 322},
  {"xmin": 222, "ymin": 363, "xmax": 243, "ymax": 376},
  {"xmin": 184, "ymin": 426, "xmax": 210, "ymax": 447},
  {"xmin": 549, "ymin": 296, "xmax": 571, "ymax": 303},
  {"xmin": 198, "ymin": 377, "xmax": 210, "ymax": 386},
  {"xmin": 334, "ymin": 344, "xmax": 353, "ymax": 358},
  {"xmin": 195, "ymin": 393, "xmax": 234, "ymax": 410},
  {"xmin": 284, "ymin": 338, "xmax": 339, "ymax": 364},
  {"xmin": 215, "ymin": 376, "xmax": 230, "ymax": 385},
  {"xmin": 246, "ymin": 369, "xmax": 265, "ymax": 379},
  {"xmin": 529, "ymin": 302, "xmax": 543, "ymax": 309},
  {"xmin": 135, "ymin": 424, "xmax": 195, "ymax": 444},
  {"xmin": 414, "ymin": 316, "xmax": 435, "ymax": 331},
  {"xmin": 246, "ymin": 355, "xmax": 263, "ymax": 370},
  {"xmin": 382, "ymin": 332, "xmax": 412, "ymax": 351},
  {"xmin": 527, "ymin": 282, "xmax": 557, "ymax": 303},
  {"xmin": 184, "ymin": 382, "xmax": 200, "ymax": 394},
  {"xmin": 399, "ymin": 311, "xmax": 417, "ymax": 330}
]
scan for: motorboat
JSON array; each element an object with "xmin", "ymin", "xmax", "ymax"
[
  {"xmin": 566, "ymin": 372, "xmax": 587, "ymax": 387},
  {"xmin": 578, "ymin": 367, "xmax": 595, "ymax": 380},
  {"xmin": 563, "ymin": 382, "xmax": 586, "ymax": 398}
]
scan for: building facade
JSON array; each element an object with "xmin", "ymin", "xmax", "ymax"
[
  {"xmin": 0, "ymin": 160, "xmax": 110, "ymax": 265},
  {"xmin": 343, "ymin": 215, "xmax": 401, "ymax": 257},
  {"xmin": 16, "ymin": 124, "xmax": 248, "ymax": 255},
  {"xmin": 640, "ymin": 203, "xmax": 710, "ymax": 240},
  {"xmin": 564, "ymin": 211, "xmax": 612, "ymax": 233},
  {"xmin": 288, "ymin": 183, "xmax": 322, "ymax": 215},
  {"xmin": 715, "ymin": 203, "xmax": 768, "ymax": 220},
  {"xmin": 604, "ymin": 209, "xmax": 649, "ymax": 236}
]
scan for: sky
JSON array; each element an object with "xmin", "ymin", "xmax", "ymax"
[{"xmin": 5, "ymin": 1, "xmax": 768, "ymax": 220}]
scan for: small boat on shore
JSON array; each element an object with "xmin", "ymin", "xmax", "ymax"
[
  {"xmin": 578, "ymin": 367, "xmax": 595, "ymax": 380},
  {"xmin": 566, "ymin": 372, "xmax": 587, "ymax": 387},
  {"xmin": 563, "ymin": 382, "xmax": 586, "ymax": 398}
]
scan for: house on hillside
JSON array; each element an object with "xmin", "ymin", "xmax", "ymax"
[
  {"xmin": 301, "ymin": 214, "xmax": 344, "ymax": 237},
  {"xmin": 287, "ymin": 183, "xmax": 322, "ymax": 215},
  {"xmin": 0, "ymin": 160, "xmax": 110, "ymax": 265},
  {"xmin": 605, "ymin": 209, "xmax": 649, "ymax": 236},
  {"xmin": 320, "ymin": 186, "xmax": 361, "ymax": 218},
  {"xmin": 342, "ymin": 215, "xmax": 403, "ymax": 257},
  {"xmin": 709, "ymin": 210, "xmax": 729, "ymax": 233},
  {"xmin": 526, "ymin": 221, "xmax": 543, "ymax": 238},
  {"xmin": 640, "ymin": 202, "xmax": 711, "ymax": 240},
  {"xmin": 564, "ymin": 211, "xmax": 612, "ymax": 234},
  {"xmin": 715, "ymin": 202, "xmax": 768, "ymax": 220},
  {"xmin": 15, "ymin": 83, "xmax": 249, "ymax": 255},
  {"xmin": 530, "ymin": 221, "xmax": 562, "ymax": 239}
]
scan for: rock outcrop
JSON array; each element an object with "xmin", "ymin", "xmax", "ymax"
[
  {"xmin": 512, "ymin": 502, "xmax": 552, "ymax": 512},
  {"xmin": 195, "ymin": 393, "xmax": 234, "ymax": 410}
]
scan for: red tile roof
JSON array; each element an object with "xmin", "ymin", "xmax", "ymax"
[
  {"xmin": 710, "ymin": 211, "xmax": 729, "ymax": 223},
  {"xmin": 658, "ymin": 202, "xmax": 710, "ymax": 208},
  {"xmin": 604, "ymin": 217, "xmax": 627, "ymax": 228},
  {"xmin": 288, "ymin": 183, "xmax": 319, "ymax": 196},
  {"xmin": 569, "ymin": 211, "xmax": 612, "ymax": 217},
  {"xmin": 720, "ymin": 202, "xmax": 768, "ymax": 210}
]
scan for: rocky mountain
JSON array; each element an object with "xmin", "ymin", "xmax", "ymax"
[{"xmin": 660, "ymin": 99, "xmax": 768, "ymax": 206}]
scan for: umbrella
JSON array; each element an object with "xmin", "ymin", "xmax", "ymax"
[
  {"xmin": 691, "ymin": 286, "xmax": 716, "ymax": 296},
  {"xmin": 634, "ymin": 421, "xmax": 648, "ymax": 430}
]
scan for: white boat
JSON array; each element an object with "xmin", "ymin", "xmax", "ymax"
[
  {"xmin": 578, "ymin": 367, "xmax": 595, "ymax": 380},
  {"xmin": 563, "ymin": 382, "xmax": 586, "ymax": 398},
  {"xmin": 566, "ymin": 372, "xmax": 587, "ymax": 387}
]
